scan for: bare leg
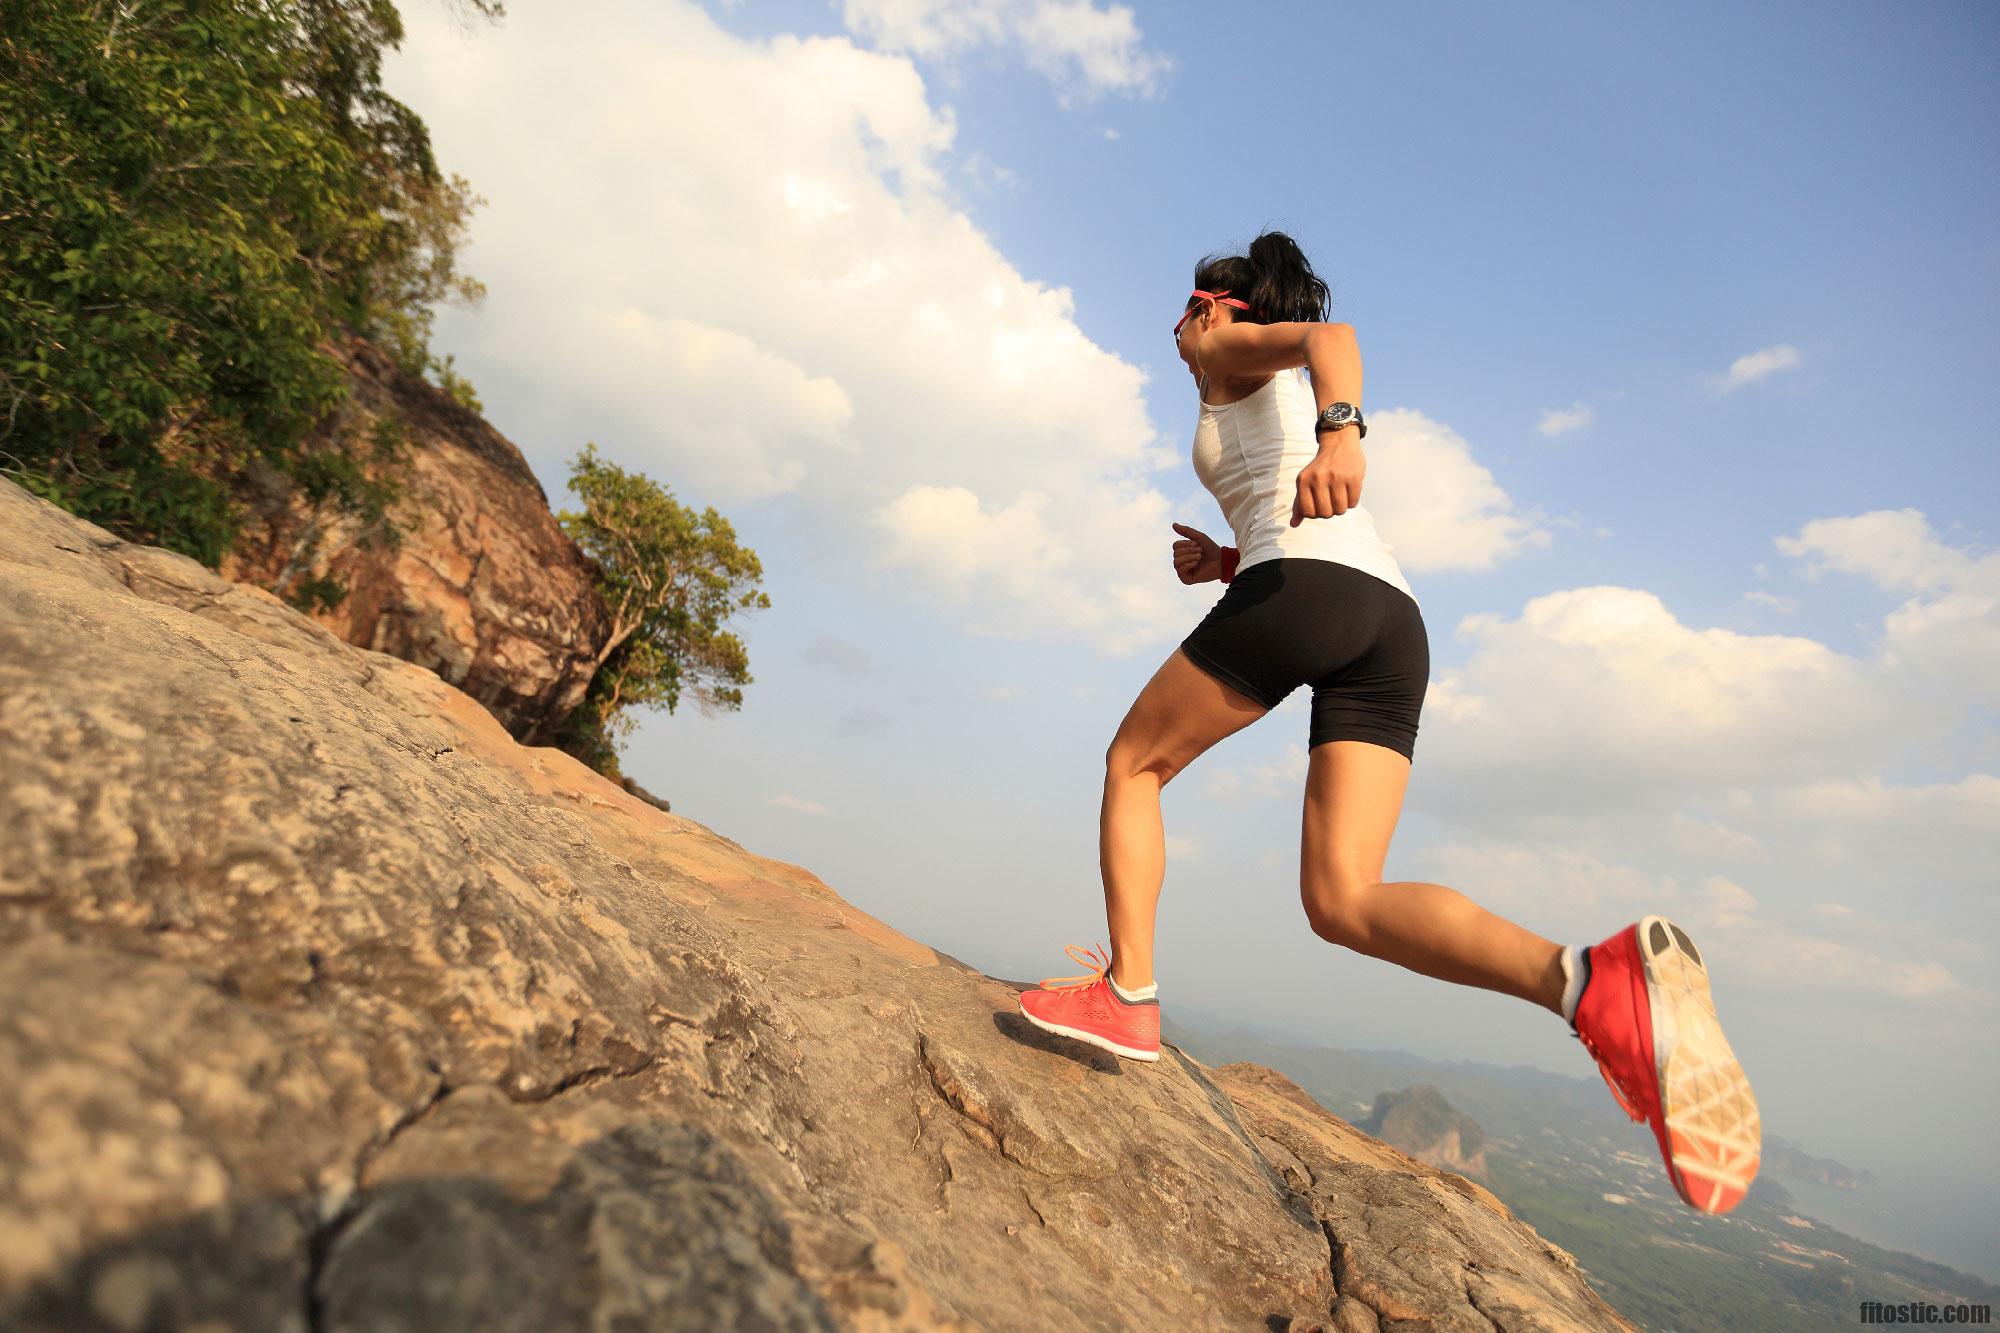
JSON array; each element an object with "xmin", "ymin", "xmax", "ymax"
[
  {"xmin": 1301, "ymin": 740, "xmax": 1569, "ymax": 1016},
  {"xmin": 1340, "ymin": 878, "xmax": 1569, "ymax": 1015},
  {"xmin": 1100, "ymin": 770, "xmax": 1166, "ymax": 990},
  {"xmin": 1100, "ymin": 648, "xmax": 1270, "ymax": 991}
]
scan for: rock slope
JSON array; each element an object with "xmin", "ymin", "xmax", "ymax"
[{"xmin": 0, "ymin": 480, "xmax": 1634, "ymax": 1331}]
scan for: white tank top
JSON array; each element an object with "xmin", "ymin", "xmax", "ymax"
[{"xmin": 1191, "ymin": 365, "xmax": 1417, "ymax": 607}]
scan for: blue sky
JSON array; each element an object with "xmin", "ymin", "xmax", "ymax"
[{"xmin": 385, "ymin": 0, "xmax": 1999, "ymax": 1275}]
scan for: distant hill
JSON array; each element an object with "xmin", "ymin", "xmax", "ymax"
[
  {"xmin": 1764, "ymin": 1132, "xmax": 1875, "ymax": 1188},
  {"xmin": 1359, "ymin": 1084, "xmax": 1490, "ymax": 1180}
]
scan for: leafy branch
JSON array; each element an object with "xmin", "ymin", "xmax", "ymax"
[{"xmin": 554, "ymin": 443, "xmax": 770, "ymax": 778}]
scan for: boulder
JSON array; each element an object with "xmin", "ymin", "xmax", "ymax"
[
  {"xmin": 0, "ymin": 480, "xmax": 1634, "ymax": 1331},
  {"xmin": 220, "ymin": 336, "xmax": 610, "ymax": 744}
]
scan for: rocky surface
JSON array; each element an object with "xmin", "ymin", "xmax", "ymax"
[
  {"xmin": 220, "ymin": 335, "xmax": 611, "ymax": 744},
  {"xmin": 1215, "ymin": 1067, "xmax": 1629, "ymax": 1332},
  {"xmin": 0, "ymin": 479, "xmax": 1635, "ymax": 1331}
]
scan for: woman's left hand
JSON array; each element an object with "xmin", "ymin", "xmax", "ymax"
[{"xmin": 1292, "ymin": 436, "xmax": 1365, "ymax": 525}]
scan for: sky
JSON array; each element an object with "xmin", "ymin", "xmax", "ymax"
[{"xmin": 381, "ymin": 0, "xmax": 2000, "ymax": 1275}]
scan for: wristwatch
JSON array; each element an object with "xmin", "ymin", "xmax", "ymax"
[{"xmin": 1314, "ymin": 401, "xmax": 1366, "ymax": 439}]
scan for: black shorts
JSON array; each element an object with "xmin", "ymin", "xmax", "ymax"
[{"xmin": 1179, "ymin": 558, "xmax": 1430, "ymax": 761}]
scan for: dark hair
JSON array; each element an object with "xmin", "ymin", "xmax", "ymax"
[{"xmin": 1189, "ymin": 230, "xmax": 1331, "ymax": 326}]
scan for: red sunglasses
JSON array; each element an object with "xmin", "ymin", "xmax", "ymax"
[{"xmin": 1174, "ymin": 288, "xmax": 1255, "ymax": 343}]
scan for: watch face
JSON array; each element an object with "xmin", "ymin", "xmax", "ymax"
[{"xmin": 1323, "ymin": 403, "xmax": 1354, "ymax": 424}]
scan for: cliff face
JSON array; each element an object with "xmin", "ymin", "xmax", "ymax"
[
  {"xmin": 220, "ymin": 336, "xmax": 611, "ymax": 745},
  {"xmin": 0, "ymin": 480, "xmax": 1634, "ymax": 1332}
]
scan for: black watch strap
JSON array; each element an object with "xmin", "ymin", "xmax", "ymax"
[{"xmin": 1314, "ymin": 403, "xmax": 1366, "ymax": 439}]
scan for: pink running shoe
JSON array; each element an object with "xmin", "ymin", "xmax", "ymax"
[
  {"xmin": 1017, "ymin": 943, "xmax": 1161, "ymax": 1062},
  {"xmin": 1572, "ymin": 915, "xmax": 1763, "ymax": 1214}
]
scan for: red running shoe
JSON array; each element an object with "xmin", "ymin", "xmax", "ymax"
[
  {"xmin": 1017, "ymin": 943, "xmax": 1161, "ymax": 1062},
  {"xmin": 1572, "ymin": 915, "xmax": 1762, "ymax": 1214}
]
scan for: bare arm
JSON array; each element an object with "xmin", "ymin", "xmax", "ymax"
[
  {"xmin": 1304, "ymin": 325, "xmax": 1363, "ymax": 454},
  {"xmin": 1198, "ymin": 321, "xmax": 1362, "ymax": 454}
]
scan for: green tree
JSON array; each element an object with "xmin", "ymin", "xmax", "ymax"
[
  {"xmin": 555, "ymin": 443, "xmax": 771, "ymax": 778},
  {"xmin": 0, "ymin": 0, "xmax": 492, "ymax": 569},
  {"xmin": 283, "ymin": 0, "xmax": 495, "ymax": 385}
]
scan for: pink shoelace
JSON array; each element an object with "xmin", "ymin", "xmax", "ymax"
[{"xmin": 1036, "ymin": 942, "xmax": 1114, "ymax": 992}]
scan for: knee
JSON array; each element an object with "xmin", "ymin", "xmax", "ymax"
[
  {"xmin": 1105, "ymin": 738, "xmax": 1180, "ymax": 786},
  {"xmin": 1301, "ymin": 869, "xmax": 1381, "ymax": 949}
]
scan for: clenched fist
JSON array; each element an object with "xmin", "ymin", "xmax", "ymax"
[
  {"xmin": 1171, "ymin": 522, "xmax": 1224, "ymax": 584},
  {"xmin": 1291, "ymin": 436, "xmax": 1366, "ymax": 525}
]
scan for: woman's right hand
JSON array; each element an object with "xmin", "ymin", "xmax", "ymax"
[{"xmin": 1171, "ymin": 522, "xmax": 1223, "ymax": 584}]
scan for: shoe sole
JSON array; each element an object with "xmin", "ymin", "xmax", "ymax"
[
  {"xmin": 1017, "ymin": 1001, "xmax": 1161, "ymax": 1062},
  {"xmin": 1637, "ymin": 914, "xmax": 1762, "ymax": 1214}
]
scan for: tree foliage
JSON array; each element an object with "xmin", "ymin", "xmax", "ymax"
[
  {"xmin": 555, "ymin": 444, "xmax": 770, "ymax": 778},
  {"xmin": 0, "ymin": 0, "xmax": 492, "ymax": 570}
]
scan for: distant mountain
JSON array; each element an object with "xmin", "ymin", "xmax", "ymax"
[
  {"xmin": 1764, "ymin": 1132, "xmax": 1876, "ymax": 1188},
  {"xmin": 1359, "ymin": 1084, "xmax": 1490, "ymax": 1180}
]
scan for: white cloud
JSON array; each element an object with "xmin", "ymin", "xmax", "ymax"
[
  {"xmin": 1202, "ymin": 741, "xmax": 1309, "ymax": 801},
  {"xmin": 1776, "ymin": 509, "xmax": 2000, "ymax": 710},
  {"xmin": 959, "ymin": 149, "xmax": 1020, "ymax": 192},
  {"xmin": 1016, "ymin": 0, "xmax": 1169, "ymax": 99},
  {"xmin": 873, "ymin": 484, "xmax": 1185, "ymax": 652},
  {"xmin": 1669, "ymin": 814, "xmax": 1767, "ymax": 860},
  {"xmin": 1164, "ymin": 833, "xmax": 1197, "ymax": 861},
  {"xmin": 839, "ymin": 0, "xmax": 1172, "ymax": 100},
  {"xmin": 839, "ymin": 0, "xmax": 1004, "ymax": 54},
  {"xmin": 388, "ymin": 0, "xmax": 1192, "ymax": 657},
  {"xmin": 1763, "ymin": 774, "xmax": 2000, "ymax": 882},
  {"xmin": 1714, "ymin": 343, "xmax": 1805, "ymax": 391},
  {"xmin": 1773, "ymin": 773, "xmax": 2000, "ymax": 828},
  {"xmin": 1412, "ymin": 839, "xmax": 1662, "ymax": 919},
  {"xmin": 1406, "ymin": 842, "xmax": 1989, "ymax": 1008},
  {"xmin": 1776, "ymin": 508, "xmax": 2000, "ymax": 597},
  {"xmin": 1419, "ymin": 585, "xmax": 1895, "ymax": 818},
  {"xmin": 1412, "ymin": 513, "xmax": 1998, "ymax": 823},
  {"xmin": 1537, "ymin": 403, "xmax": 1595, "ymax": 436},
  {"xmin": 768, "ymin": 792, "xmax": 831, "ymax": 814},
  {"xmin": 1741, "ymin": 589, "xmax": 1799, "ymax": 614},
  {"xmin": 1684, "ymin": 877, "xmax": 1987, "ymax": 1005},
  {"xmin": 1361, "ymin": 408, "xmax": 1554, "ymax": 573},
  {"xmin": 541, "ymin": 308, "xmax": 854, "ymax": 500}
]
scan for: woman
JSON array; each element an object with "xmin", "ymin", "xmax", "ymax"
[{"xmin": 1017, "ymin": 231, "xmax": 1762, "ymax": 1216}]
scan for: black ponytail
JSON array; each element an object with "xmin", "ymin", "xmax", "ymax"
[{"xmin": 1189, "ymin": 229, "xmax": 1331, "ymax": 326}]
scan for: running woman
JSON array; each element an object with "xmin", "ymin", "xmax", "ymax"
[{"xmin": 1018, "ymin": 231, "xmax": 1762, "ymax": 1215}]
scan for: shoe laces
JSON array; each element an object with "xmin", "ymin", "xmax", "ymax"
[
  {"xmin": 1037, "ymin": 942, "xmax": 1113, "ymax": 992},
  {"xmin": 1577, "ymin": 1028, "xmax": 1648, "ymax": 1124}
]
